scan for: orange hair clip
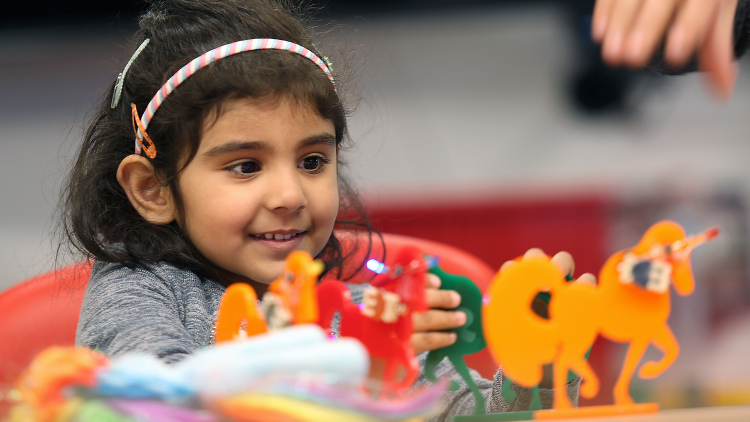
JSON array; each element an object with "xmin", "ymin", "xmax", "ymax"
[{"xmin": 131, "ymin": 103, "xmax": 158, "ymax": 159}]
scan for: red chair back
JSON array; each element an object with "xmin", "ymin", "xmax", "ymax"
[{"xmin": 0, "ymin": 262, "xmax": 93, "ymax": 390}]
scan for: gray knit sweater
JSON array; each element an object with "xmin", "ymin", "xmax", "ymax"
[{"xmin": 76, "ymin": 259, "xmax": 579, "ymax": 420}]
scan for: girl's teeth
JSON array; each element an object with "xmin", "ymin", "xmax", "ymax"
[{"xmin": 259, "ymin": 233, "xmax": 296, "ymax": 240}]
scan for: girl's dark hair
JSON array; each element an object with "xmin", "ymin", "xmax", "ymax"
[{"xmin": 59, "ymin": 0, "xmax": 376, "ymax": 281}]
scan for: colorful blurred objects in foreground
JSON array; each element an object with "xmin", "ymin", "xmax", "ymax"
[{"xmin": 6, "ymin": 325, "xmax": 445, "ymax": 422}]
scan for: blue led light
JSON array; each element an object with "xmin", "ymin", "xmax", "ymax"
[{"xmin": 366, "ymin": 259, "xmax": 386, "ymax": 274}]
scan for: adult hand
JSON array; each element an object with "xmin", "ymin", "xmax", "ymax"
[
  {"xmin": 592, "ymin": 0, "xmax": 739, "ymax": 100},
  {"xmin": 410, "ymin": 273, "xmax": 467, "ymax": 355}
]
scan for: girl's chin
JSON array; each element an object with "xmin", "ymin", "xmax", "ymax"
[{"xmin": 214, "ymin": 267, "xmax": 272, "ymax": 289}]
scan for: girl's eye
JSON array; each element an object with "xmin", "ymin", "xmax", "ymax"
[
  {"xmin": 299, "ymin": 155, "xmax": 331, "ymax": 173},
  {"xmin": 227, "ymin": 161, "xmax": 260, "ymax": 176}
]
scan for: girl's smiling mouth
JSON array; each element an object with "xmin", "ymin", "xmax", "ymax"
[{"xmin": 251, "ymin": 231, "xmax": 305, "ymax": 241}]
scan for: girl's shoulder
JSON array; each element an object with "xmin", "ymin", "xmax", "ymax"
[
  {"xmin": 87, "ymin": 259, "xmax": 224, "ymax": 299},
  {"xmin": 90, "ymin": 259, "xmax": 198, "ymax": 283}
]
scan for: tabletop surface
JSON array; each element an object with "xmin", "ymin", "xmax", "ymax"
[
  {"xmin": 546, "ymin": 405, "xmax": 750, "ymax": 422},
  {"xmin": 452, "ymin": 405, "xmax": 750, "ymax": 422}
]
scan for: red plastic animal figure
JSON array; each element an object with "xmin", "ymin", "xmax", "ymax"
[{"xmin": 316, "ymin": 246, "xmax": 429, "ymax": 396}]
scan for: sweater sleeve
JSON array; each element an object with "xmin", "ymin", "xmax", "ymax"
[
  {"xmin": 75, "ymin": 260, "xmax": 213, "ymax": 364},
  {"xmin": 648, "ymin": 0, "xmax": 750, "ymax": 75},
  {"xmin": 735, "ymin": 0, "xmax": 750, "ymax": 59}
]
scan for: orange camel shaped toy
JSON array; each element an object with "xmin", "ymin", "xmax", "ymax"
[{"xmin": 483, "ymin": 220, "xmax": 718, "ymax": 416}]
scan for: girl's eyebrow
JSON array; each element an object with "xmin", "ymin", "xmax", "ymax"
[
  {"xmin": 203, "ymin": 133, "xmax": 336, "ymax": 157},
  {"xmin": 203, "ymin": 141, "xmax": 265, "ymax": 157},
  {"xmin": 300, "ymin": 133, "xmax": 336, "ymax": 149}
]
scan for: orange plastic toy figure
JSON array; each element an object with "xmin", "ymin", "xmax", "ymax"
[
  {"xmin": 267, "ymin": 250, "xmax": 325, "ymax": 325},
  {"xmin": 214, "ymin": 251, "xmax": 324, "ymax": 342},
  {"xmin": 482, "ymin": 220, "xmax": 718, "ymax": 416},
  {"xmin": 214, "ymin": 283, "xmax": 267, "ymax": 342},
  {"xmin": 316, "ymin": 246, "xmax": 429, "ymax": 396}
]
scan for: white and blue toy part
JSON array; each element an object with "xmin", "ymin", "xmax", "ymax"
[{"xmin": 617, "ymin": 252, "xmax": 672, "ymax": 294}]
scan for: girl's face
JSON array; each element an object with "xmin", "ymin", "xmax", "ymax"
[{"xmin": 176, "ymin": 96, "xmax": 339, "ymax": 287}]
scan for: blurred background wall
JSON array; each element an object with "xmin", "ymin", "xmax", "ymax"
[{"xmin": 2, "ymin": 0, "xmax": 749, "ymax": 409}]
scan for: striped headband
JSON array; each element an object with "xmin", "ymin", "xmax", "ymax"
[{"xmin": 131, "ymin": 38, "xmax": 336, "ymax": 159}]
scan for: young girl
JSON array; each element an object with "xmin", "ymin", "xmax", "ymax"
[
  {"xmin": 66, "ymin": 0, "xmax": 362, "ymax": 361},
  {"xmin": 61, "ymin": 0, "xmax": 747, "ymax": 418},
  {"xmin": 63, "ymin": 0, "xmax": 581, "ymax": 417}
]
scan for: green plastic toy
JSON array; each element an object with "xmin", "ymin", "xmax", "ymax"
[{"xmin": 423, "ymin": 263, "xmax": 488, "ymax": 414}]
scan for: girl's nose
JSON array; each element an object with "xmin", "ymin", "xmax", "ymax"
[{"xmin": 264, "ymin": 168, "xmax": 307, "ymax": 213}]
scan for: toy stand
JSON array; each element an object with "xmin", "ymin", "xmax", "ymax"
[
  {"xmin": 534, "ymin": 403, "xmax": 659, "ymax": 419},
  {"xmin": 451, "ymin": 403, "xmax": 659, "ymax": 421}
]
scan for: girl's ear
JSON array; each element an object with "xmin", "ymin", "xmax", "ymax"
[{"xmin": 117, "ymin": 155, "xmax": 176, "ymax": 225}]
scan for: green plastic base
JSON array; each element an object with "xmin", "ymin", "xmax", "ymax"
[{"xmin": 451, "ymin": 411, "xmax": 534, "ymax": 421}]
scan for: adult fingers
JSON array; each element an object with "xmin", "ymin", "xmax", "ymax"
[
  {"xmin": 411, "ymin": 332, "xmax": 457, "ymax": 355},
  {"xmin": 698, "ymin": 0, "xmax": 739, "ymax": 100},
  {"xmin": 601, "ymin": 0, "xmax": 646, "ymax": 66},
  {"xmin": 665, "ymin": 0, "xmax": 722, "ymax": 66},
  {"xmin": 624, "ymin": 0, "xmax": 679, "ymax": 67},
  {"xmin": 592, "ymin": 0, "xmax": 616, "ymax": 42},
  {"xmin": 412, "ymin": 309, "xmax": 466, "ymax": 333}
]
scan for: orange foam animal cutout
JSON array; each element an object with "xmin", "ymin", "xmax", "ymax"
[
  {"xmin": 214, "ymin": 283, "xmax": 267, "ymax": 342},
  {"xmin": 214, "ymin": 251, "xmax": 324, "ymax": 342},
  {"xmin": 268, "ymin": 250, "xmax": 324, "ymax": 325},
  {"xmin": 483, "ymin": 220, "xmax": 718, "ymax": 410}
]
